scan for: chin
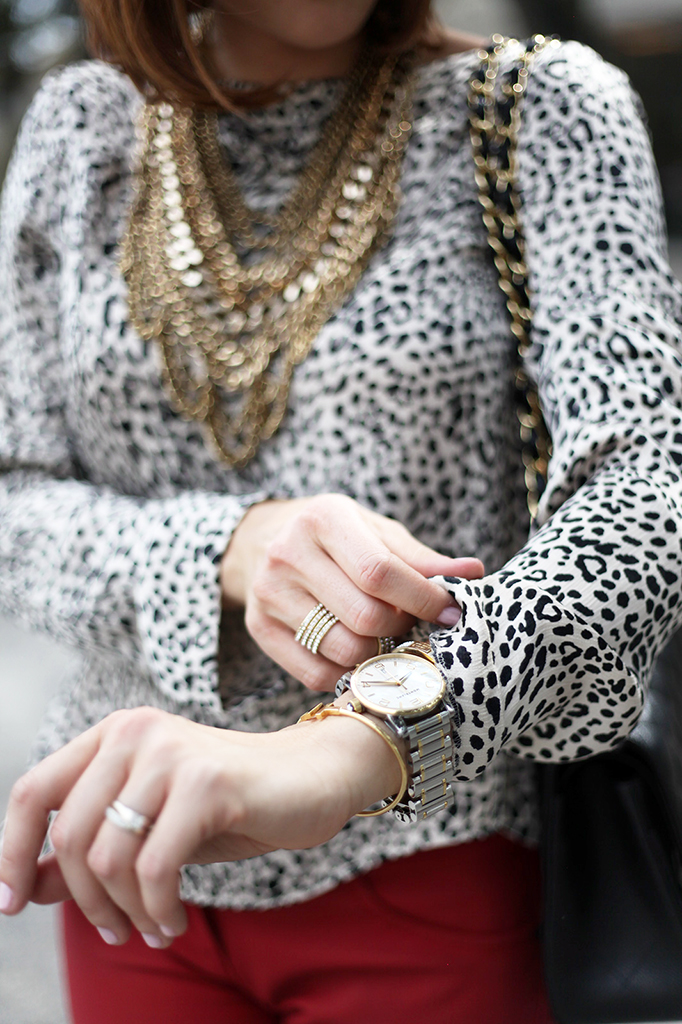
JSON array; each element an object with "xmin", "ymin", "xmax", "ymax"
[{"xmin": 219, "ymin": 0, "xmax": 378, "ymax": 51}]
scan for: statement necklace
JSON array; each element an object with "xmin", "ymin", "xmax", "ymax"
[{"xmin": 121, "ymin": 50, "xmax": 417, "ymax": 466}]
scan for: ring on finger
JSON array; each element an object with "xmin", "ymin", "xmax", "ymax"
[
  {"xmin": 105, "ymin": 799, "xmax": 153, "ymax": 838},
  {"xmin": 376, "ymin": 636, "xmax": 399, "ymax": 656},
  {"xmin": 295, "ymin": 602, "xmax": 339, "ymax": 655}
]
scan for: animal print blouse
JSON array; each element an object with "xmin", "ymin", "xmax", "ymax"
[{"xmin": 1, "ymin": 39, "xmax": 682, "ymax": 909}]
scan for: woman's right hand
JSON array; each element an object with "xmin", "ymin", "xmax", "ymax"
[
  {"xmin": 220, "ymin": 493, "xmax": 484, "ymax": 692},
  {"xmin": 0, "ymin": 703, "xmax": 407, "ymax": 943}
]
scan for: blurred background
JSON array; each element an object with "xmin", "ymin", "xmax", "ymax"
[{"xmin": 0, "ymin": 0, "xmax": 681, "ymax": 1020}]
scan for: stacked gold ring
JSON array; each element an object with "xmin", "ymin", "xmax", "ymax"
[{"xmin": 295, "ymin": 602, "xmax": 339, "ymax": 655}]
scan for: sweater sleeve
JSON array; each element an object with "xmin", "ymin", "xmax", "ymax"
[
  {"xmin": 428, "ymin": 42, "xmax": 682, "ymax": 778},
  {"xmin": 0, "ymin": 69, "xmax": 264, "ymax": 711}
]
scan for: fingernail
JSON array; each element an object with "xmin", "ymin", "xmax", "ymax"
[
  {"xmin": 0, "ymin": 883, "xmax": 14, "ymax": 913},
  {"xmin": 142, "ymin": 932, "xmax": 165, "ymax": 949},
  {"xmin": 436, "ymin": 605, "xmax": 461, "ymax": 627},
  {"xmin": 160, "ymin": 925, "xmax": 177, "ymax": 938},
  {"xmin": 97, "ymin": 927, "xmax": 120, "ymax": 945}
]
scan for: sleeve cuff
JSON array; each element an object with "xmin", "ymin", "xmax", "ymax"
[
  {"xmin": 428, "ymin": 573, "xmax": 643, "ymax": 780},
  {"xmin": 133, "ymin": 490, "xmax": 265, "ymax": 709}
]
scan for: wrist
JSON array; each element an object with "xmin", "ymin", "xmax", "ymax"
[{"xmin": 295, "ymin": 709, "xmax": 408, "ymax": 816}]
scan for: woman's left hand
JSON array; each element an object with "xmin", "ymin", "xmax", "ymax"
[{"xmin": 0, "ymin": 705, "xmax": 400, "ymax": 946}]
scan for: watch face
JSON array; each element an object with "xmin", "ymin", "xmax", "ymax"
[{"xmin": 350, "ymin": 653, "xmax": 446, "ymax": 717}]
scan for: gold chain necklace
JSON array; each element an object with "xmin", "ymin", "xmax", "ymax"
[{"xmin": 121, "ymin": 50, "xmax": 416, "ymax": 467}]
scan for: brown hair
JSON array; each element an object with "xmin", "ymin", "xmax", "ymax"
[{"xmin": 78, "ymin": 0, "xmax": 439, "ymax": 110}]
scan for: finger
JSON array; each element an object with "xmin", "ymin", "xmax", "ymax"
[
  {"xmin": 373, "ymin": 526, "xmax": 485, "ymax": 580},
  {"xmin": 254, "ymin": 567, "xmax": 411, "ymax": 659},
  {"xmin": 286, "ymin": 593, "xmax": 396, "ymax": 666},
  {"xmin": 426, "ymin": 556, "xmax": 484, "ymax": 580},
  {"xmin": 48, "ymin": 708, "xmax": 173, "ymax": 943},
  {"xmin": 88, "ymin": 778, "xmax": 176, "ymax": 947},
  {"xmin": 318, "ymin": 514, "xmax": 459, "ymax": 624},
  {"xmin": 0, "ymin": 725, "xmax": 104, "ymax": 915},
  {"xmin": 371, "ymin": 517, "xmax": 485, "ymax": 581},
  {"xmin": 246, "ymin": 609, "xmax": 352, "ymax": 692},
  {"xmin": 134, "ymin": 769, "xmax": 241, "ymax": 935},
  {"xmin": 28, "ymin": 855, "xmax": 72, "ymax": 905},
  {"xmin": 310, "ymin": 612, "xmax": 405, "ymax": 668},
  {"xmin": 49, "ymin": 748, "xmax": 136, "ymax": 945},
  {"xmin": 256, "ymin": 529, "xmax": 417, "ymax": 639},
  {"xmin": 304, "ymin": 546, "xmax": 415, "ymax": 636}
]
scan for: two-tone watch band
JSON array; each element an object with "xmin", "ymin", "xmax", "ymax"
[
  {"xmin": 388, "ymin": 639, "xmax": 456, "ymax": 821},
  {"xmin": 391, "ymin": 706, "xmax": 456, "ymax": 822},
  {"xmin": 339, "ymin": 638, "xmax": 457, "ymax": 822}
]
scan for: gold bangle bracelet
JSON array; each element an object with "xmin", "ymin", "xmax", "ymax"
[{"xmin": 298, "ymin": 702, "xmax": 409, "ymax": 817}]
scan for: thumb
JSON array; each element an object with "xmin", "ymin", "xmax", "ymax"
[{"xmin": 28, "ymin": 855, "xmax": 73, "ymax": 905}]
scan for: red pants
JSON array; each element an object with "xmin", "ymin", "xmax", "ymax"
[{"xmin": 62, "ymin": 835, "xmax": 555, "ymax": 1024}]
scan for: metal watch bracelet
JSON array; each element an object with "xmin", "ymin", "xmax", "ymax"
[
  {"xmin": 336, "ymin": 675, "xmax": 456, "ymax": 822},
  {"xmin": 388, "ymin": 705, "xmax": 456, "ymax": 822}
]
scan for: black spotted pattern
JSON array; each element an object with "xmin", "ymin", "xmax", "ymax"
[{"xmin": 0, "ymin": 41, "xmax": 681, "ymax": 908}]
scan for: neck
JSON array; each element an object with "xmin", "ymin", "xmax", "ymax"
[{"xmin": 208, "ymin": 16, "xmax": 364, "ymax": 85}]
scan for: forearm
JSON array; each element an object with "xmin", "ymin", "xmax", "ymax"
[
  {"xmin": 427, "ymin": 42, "xmax": 682, "ymax": 777},
  {"xmin": 428, "ymin": 449, "xmax": 682, "ymax": 779}
]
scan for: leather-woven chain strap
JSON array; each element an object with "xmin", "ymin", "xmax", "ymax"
[{"xmin": 468, "ymin": 33, "xmax": 558, "ymax": 521}]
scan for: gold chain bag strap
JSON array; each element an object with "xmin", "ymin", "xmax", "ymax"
[{"xmin": 467, "ymin": 33, "xmax": 558, "ymax": 520}]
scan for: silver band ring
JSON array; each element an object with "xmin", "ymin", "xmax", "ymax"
[
  {"xmin": 105, "ymin": 799, "xmax": 152, "ymax": 837},
  {"xmin": 295, "ymin": 602, "xmax": 339, "ymax": 655},
  {"xmin": 376, "ymin": 636, "xmax": 398, "ymax": 656}
]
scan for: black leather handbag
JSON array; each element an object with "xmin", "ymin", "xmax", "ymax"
[
  {"xmin": 540, "ymin": 631, "xmax": 682, "ymax": 1024},
  {"xmin": 469, "ymin": 36, "xmax": 682, "ymax": 1024}
]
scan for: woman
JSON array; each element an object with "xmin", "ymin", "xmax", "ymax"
[{"xmin": 1, "ymin": 1, "xmax": 681, "ymax": 1021}]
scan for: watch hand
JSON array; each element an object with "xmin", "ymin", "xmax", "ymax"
[{"xmin": 363, "ymin": 678, "xmax": 405, "ymax": 686}]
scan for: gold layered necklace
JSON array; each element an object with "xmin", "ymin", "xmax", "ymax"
[{"xmin": 121, "ymin": 49, "xmax": 417, "ymax": 466}]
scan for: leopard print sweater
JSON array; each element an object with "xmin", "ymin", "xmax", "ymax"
[{"xmin": 1, "ymin": 40, "xmax": 682, "ymax": 909}]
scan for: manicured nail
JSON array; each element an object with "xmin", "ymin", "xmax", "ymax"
[
  {"xmin": 0, "ymin": 883, "xmax": 14, "ymax": 913},
  {"xmin": 142, "ymin": 932, "xmax": 165, "ymax": 949},
  {"xmin": 160, "ymin": 925, "xmax": 177, "ymax": 938},
  {"xmin": 97, "ymin": 927, "xmax": 120, "ymax": 945},
  {"xmin": 436, "ymin": 605, "xmax": 461, "ymax": 627}
]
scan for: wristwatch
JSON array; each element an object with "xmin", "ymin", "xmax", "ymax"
[{"xmin": 337, "ymin": 640, "xmax": 456, "ymax": 822}]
